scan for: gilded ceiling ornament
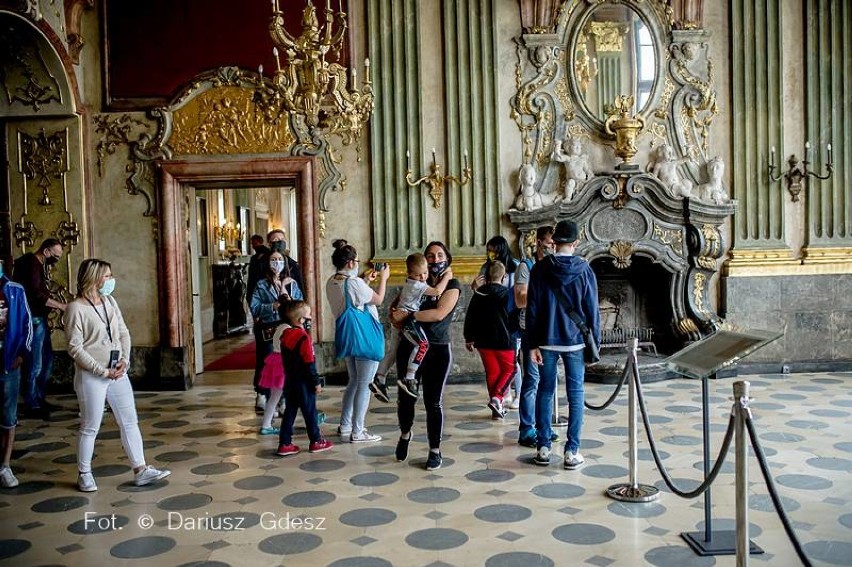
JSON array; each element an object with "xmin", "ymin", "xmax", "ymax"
[
  {"xmin": 170, "ymin": 86, "xmax": 295, "ymax": 156},
  {"xmin": 94, "ymin": 114, "xmax": 149, "ymax": 177}
]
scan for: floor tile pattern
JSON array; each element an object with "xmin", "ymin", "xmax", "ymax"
[{"xmin": 0, "ymin": 371, "xmax": 850, "ymax": 566}]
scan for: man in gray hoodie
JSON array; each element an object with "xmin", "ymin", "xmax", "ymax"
[{"xmin": 527, "ymin": 220, "xmax": 600, "ymax": 469}]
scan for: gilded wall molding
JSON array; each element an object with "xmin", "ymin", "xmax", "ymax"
[
  {"xmin": 19, "ymin": 129, "xmax": 68, "ymax": 206},
  {"xmin": 64, "ymin": 0, "xmax": 95, "ymax": 64},
  {"xmin": 94, "ymin": 113, "xmax": 149, "ymax": 176},
  {"xmin": 0, "ymin": 17, "xmax": 62, "ymax": 111}
]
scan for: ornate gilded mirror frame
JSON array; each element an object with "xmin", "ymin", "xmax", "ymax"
[{"xmin": 511, "ymin": 0, "xmax": 719, "ymax": 195}]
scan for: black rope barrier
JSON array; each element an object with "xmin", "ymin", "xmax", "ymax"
[
  {"xmin": 745, "ymin": 414, "xmax": 813, "ymax": 567},
  {"xmin": 584, "ymin": 357, "xmax": 631, "ymax": 411},
  {"xmin": 634, "ymin": 369, "xmax": 736, "ymax": 498}
]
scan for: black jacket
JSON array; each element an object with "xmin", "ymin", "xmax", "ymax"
[{"xmin": 463, "ymin": 283, "xmax": 514, "ymax": 350}]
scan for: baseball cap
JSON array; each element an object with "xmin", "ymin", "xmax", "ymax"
[{"xmin": 553, "ymin": 220, "xmax": 579, "ymax": 243}]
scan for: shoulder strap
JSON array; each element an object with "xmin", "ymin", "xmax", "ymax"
[
  {"xmin": 542, "ymin": 266, "xmax": 589, "ymax": 334},
  {"xmin": 342, "ymin": 277, "xmax": 353, "ymax": 309}
]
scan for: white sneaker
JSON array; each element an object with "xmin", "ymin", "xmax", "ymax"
[
  {"xmin": 533, "ymin": 446, "xmax": 552, "ymax": 466},
  {"xmin": 564, "ymin": 451, "xmax": 585, "ymax": 470},
  {"xmin": 134, "ymin": 465, "xmax": 171, "ymax": 486},
  {"xmin": 255, "ymin": 394, "xmax": 267, "ymax": 412},
  {"xmin": 350, "ymin": 430, "xmax": 382, "ymax": 443},
  {"xmin": 509, "ymin": 393, "xmax": 521, "ymax": 410},
  {"xmin": 0, "ymin": 466, "xmax": 19, "ymax": 488},
  {"xmin": 77, "ymin": 472, "xmax": 97, "ymax": 492}
]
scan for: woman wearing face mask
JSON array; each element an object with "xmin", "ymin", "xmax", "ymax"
[
  {"xmin": 390, "ymin": 241, "xmax": 462, "ymax": 471},
  {"xmin": 65, "ymin": 259, "xmax": 170, "ymax": 492},
  {"xmin": 250, "ymin": 252, "xmax": 303, "ymax": 415},
  {"xmin": 266, "ymin": 230, "xmax": 304, "ymax": 293},
  {"xmin": 325, "ymin": 239, "xmax": 389, "ymax": 443}
]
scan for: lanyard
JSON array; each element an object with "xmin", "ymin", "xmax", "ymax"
[{"xmin": 85, "ymin": 297, "xmax": 112, "ymax": 343}]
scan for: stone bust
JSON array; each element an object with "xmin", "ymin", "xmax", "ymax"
[
  {"xmin": 699, "ymin": 156, "xmax": 729, "ymax": 204},
  {"xmin": 513, "ymin": 163, "xmax": 544, "ymax": 211}
]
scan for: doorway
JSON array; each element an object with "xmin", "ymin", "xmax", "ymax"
[{"xmin": 157, "ymin": 156, "xmax": 319, "ymax": 387}]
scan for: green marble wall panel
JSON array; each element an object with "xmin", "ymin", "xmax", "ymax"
[
  {"xmin": 443, "ymin": 0, "xmax": 501, "ymax": 254},
  {"xmin": 805, "ymin": 0, "xmax": 852, "ymax": 246},
  {"xmin": 731, "ymin": 0, "xmax": 786, "ymax": 249},
  {"xmin": 368, "ymin": 0, "xmax": 426, "ymax": 257}
]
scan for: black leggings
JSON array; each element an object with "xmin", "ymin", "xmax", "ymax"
[{"xmin": 396, "ymin": 341, "xmax": 452, "ymax": 450}]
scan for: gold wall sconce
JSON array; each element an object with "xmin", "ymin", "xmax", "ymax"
[
  {"xmin": 404, "ymin": 148, "xmax": 473, "ymax": 208},
  {"xmin": 214, "ymin": 220, "xmax": 244, "ymax": 243},
  {"xmin": 768, "ymin": 142, "xmax": 833, "ymax": 202}
]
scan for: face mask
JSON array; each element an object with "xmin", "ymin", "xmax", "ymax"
[
  {"xmin": 541, "ymin": 245, "xmax": 554, "ymax": 257},
  {"xmin": 486, "ymin": 251, "xmax": 497, "ymax": 262},
  {"xmin": 428, "ymin": 261, "xmax": 448, "ymax": 276},
  {"xmin": 341, "ymin": 266, "xmax": 358, "ymax": 277},
  {"xmin": 46, "ymin": 254, "xmax": 59, "ymax": 267},
  {"xmin": 303, "ymin": 318, "xmax": 312, "ymax": 331},
  {"xmin": 270, "ymin": 260, "xmax": 285, "ymax": 274},
  {"xmin": 270, "ymin": 241, "xmax": 286, "ymax": 253},
  {"xmin": 99, "ymin": 278, "xmax": 116, "ymax": 296}
]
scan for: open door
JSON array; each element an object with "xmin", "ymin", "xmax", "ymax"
[{"xmin": 189, "ymin": 194, "xmax": 204, "ymax": 374}]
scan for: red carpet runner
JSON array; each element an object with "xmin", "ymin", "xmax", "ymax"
[{"xmin": 204, "ymin": 341, "xmax": 256, "ymax": 371}]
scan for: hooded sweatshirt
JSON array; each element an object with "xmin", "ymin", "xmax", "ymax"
[
  {"xmin": 463, "ymin": 283, "xmax": 514, "ymax": 350},
  {"xmin": 526, "ymin": 254, "xmax": 600, "ymax": 350}
]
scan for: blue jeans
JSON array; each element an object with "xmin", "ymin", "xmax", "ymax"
[
  {"xmin": 22, "ymin": 317, "xmax": 53, "ymax": 408},
  {"xmin": 518, "ymin": 334, "xmax": 540, "ymax": 437},
  {"xmin": 340, "ymin": 357, "xmax": 378, "ymax": 436},
  {"xmin": 278, "ymin": 379, "xmax": 321, "ymax": 445},
  {"xmin": 0, "ymin": 367, "xmax": 22, "ymax": 428},
  {"xmin": 535, "ymin": 349, "xmax": 584, "ymax": 453}
]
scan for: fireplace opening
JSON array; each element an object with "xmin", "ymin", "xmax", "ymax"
[{"xmin": 591, "ymin": 256, "xmax": 679, "ymax": 356}]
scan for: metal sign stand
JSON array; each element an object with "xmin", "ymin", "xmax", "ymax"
[{"xmin": 663, "ymin": 329, "xmax": 781, "ymax": 557}]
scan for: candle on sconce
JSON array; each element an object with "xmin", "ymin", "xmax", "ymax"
[
  {"xmin": 406, "ymin": 150, "xmax": 411, "ymax": 170},
  {"xmin": 805, "ymin": 141, "xmax": 811, "ymax": 161},
  {"xmin": 827, "ymin": 143, "xmax": 833, "ymax": 165},
  {"xmin": 464, "ymin": 150, "xmax": 469, "ymax": 169},
  {"xmin": 273, "ymin": 47, "xmax": 281, "ymax": 72},
  {"xmin": 351, "ymin": 68, "xmax": 357, "ymax": 90},
  {"xmin": 432, "ymin": 147, "xmax": 437, "ymax": 165},
  {"xmin": 770, "ymin": 146, "xmax": 776, "ymax": 168}
]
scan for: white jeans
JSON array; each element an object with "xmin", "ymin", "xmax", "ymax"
[
  {"xmin": 340, "ymin": 357, "xmax": 378, "ymax": 435},
  {"xmin": 74, "ymin": 369, "xmax": 145, "ymax": 474}
]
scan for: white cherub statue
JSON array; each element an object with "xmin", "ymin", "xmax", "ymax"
[
  {"xmin": 513, "ymin": 163, "xmax": 544, "ymax": 211},
  {"xmin": 699, "ymin": 157, "xmax": 729, "ymax": 204},
  {"xmin": 553, "ymin": 135, "xmax": 595, "ymax": 201},
  {"xmin": 648, "ymin": 143, "xmax": 694, "ymax": 198}
]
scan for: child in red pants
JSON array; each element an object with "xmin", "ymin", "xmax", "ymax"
[{"xmin": 464, "ymin": 261, "xmax": 516, "ymax": 419}]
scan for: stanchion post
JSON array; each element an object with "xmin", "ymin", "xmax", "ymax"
[
  {"xmin": 734, "ymin": 380, "xmax": 751, "ymax": 567},
  {"xmin": 606, "ymin": 338, "xmax": 659, "ymax": 502}
]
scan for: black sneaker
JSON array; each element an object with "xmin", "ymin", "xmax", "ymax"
[
  {"xmin": 425, "ymin": 451, "xmax": 443, "ymax": 471},
  {"xmin": 398, "ymin": 378, "xmax": 420, "ymax": 399},
  {"xmin": 395, "ymin": 435, "xmax": 411, "ymax": 462},
  {"xmin": 369, "ymin": 379, "xmax": 390, "ymax": 403}
]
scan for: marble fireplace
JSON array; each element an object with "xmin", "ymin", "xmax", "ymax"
[{"xmin": 508, "ymin": 169, "xmax": 736, "ymax": 376}]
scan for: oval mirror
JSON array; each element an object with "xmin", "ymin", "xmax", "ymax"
[{"xmin": 572, "ymin": 4, "xmax": 658, "ymax": 125}]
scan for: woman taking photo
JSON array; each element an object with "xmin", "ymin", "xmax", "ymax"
[
  {"xmin": 65, "ymin": 259, "xmax": 170, "ymax": 492},
  {"xmin": 325, "ymin": 239, "xmax": 389, "ymax": 443},
  {"xmin": 250, "ymin": 251, "xmax": 302, "ymax": 414},
  {"xmin": 392, "ymin": 241, "xmax": 461, "ymax": 471}
]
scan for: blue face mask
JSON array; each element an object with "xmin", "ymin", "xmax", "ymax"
[{"xmin": 99, "ymin": 278, "xmax": 116, "ymax": 297}]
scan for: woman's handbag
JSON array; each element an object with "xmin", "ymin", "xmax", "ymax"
[{"xmin": 334, "ymin": 278, "xmax": 385, "ymax": 361}]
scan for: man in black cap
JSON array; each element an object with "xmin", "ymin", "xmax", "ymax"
[{"xmin": 526, "ymin": 220, "xmax": 600, "ymax": 470}]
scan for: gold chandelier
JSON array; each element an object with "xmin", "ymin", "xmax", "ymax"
[{"xmin": 254, "ymin": 0, "xmax": 374, "ymax": 147}]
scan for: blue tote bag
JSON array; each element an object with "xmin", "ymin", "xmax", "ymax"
[{"xmin": 334, "ymin": 278, "xmax": 385, "ymax": 361}]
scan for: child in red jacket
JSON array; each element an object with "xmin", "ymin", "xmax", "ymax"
[{"xmin": 276, "ymin": 301, "xmax": 333, "ymax": 456}]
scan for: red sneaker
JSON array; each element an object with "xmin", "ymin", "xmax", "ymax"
[
  {"xmin": 309, "ymin": 439, "xmax": 334, "ymax": 453},
  {"xmin": 276, "ymin": 443, "xmax": 301, "ymax": 456}
]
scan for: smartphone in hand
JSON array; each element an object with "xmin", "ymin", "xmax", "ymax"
[{"xmin": 108, "ymin": 350, "xmax": 120, "ymax": 369}]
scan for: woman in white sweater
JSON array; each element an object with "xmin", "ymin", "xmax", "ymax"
[{"xmin": 65, "ymin": 259, "xmax": 170, "ymax": 492}]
